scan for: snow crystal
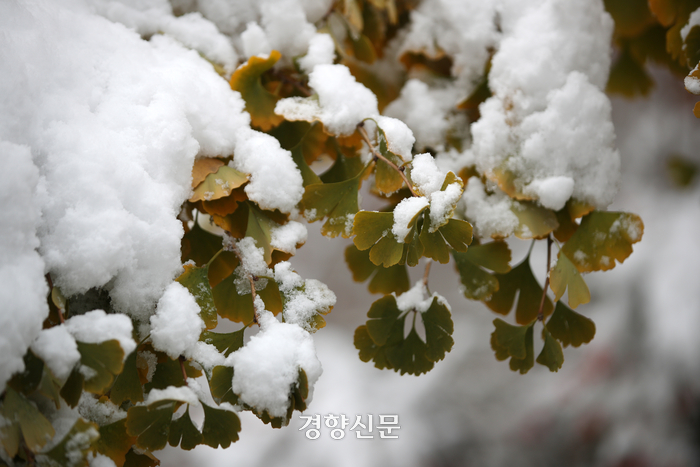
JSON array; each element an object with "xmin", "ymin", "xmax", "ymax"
[
  {"xmin": 384, "ymin": 79, "xmax": 457, "ymax": 151},
  {"xmin": 144, "ymin": 385, "xmax": 200, "ymax": 406},
  {"xmin": 241, "ymin": 22, "xmax": 272, "ymax": 58},
  {"xmin": 78, "ymin": 394, "xmax": 127, "ymax": 426},
  {"xmin": 31, "ymin": 326, "xmax": 80, "ymax": 381},
  {"xmin": 392, "ymin": 197, "xmax": 430, "ymax": 242},
  {"xmin": 681, "ymin": 7, "xmax": 700, "ymax": 41},
  {"xmin": 270, "ymin": 221, "xmax": 308, "ymax": 254},
  {"xmin": 0, "ymin": 141, "xmax": 48, "ymax": 392},
  {"xmin": 470, "ymin": 0, "xmax": 619, "ymax": 210},
  {"xmin": 91, "ymin": 1, "xmax": 238, "ymax": 74},
  {"xmin": 0, "ymin": 1, "xmax": 251, "ymax": 319},
  {"xmin": 231, "ymin": 128, "xmax": 304, "ymax": 213},
  {"xmin": 227, "ymin": 311, "xmax": 322, "ymax": 418},
  {"xmin": 375, "ymin": 116, "xmax": 415, "ymax": 162},
  {"xmin": 150, "ymin": 282, "xmax": 205, "ymax": 360},
  {"xmin": 523, "ymin": 176, "xmax": 575, "ymax": 211},
  {"xmin": 299, "ymin": 33, "xmax": 336, "ymax": 74},
  {"xmin": 236, "ymin": 237, "xmax": 272, "ymax": 278},
  {"xmin": 396, "ymin": 281, "xmax": 448, "ymax": 314},
  {"xmin": 411, "ymin": 153, "xmax": 446, "ymax": 197},
  {"xmin": 66, "ymin": 310, "xmax": 136, "ymax": 358},
  {"xmin": 276, "ymin": 64, "xmax": 379, "ymax": 135},
  {"xmin": 685, "ymin": 69, "xmax": 700, "ymax": 95},
  {"xmin": 429, "ymin": 182, "xmax": 462, "ymax": 230},
  {"xmin": 462, "ymin": 177, "xmax": 519, "ymax": 238},
  {"xmin": 273, "ymin": 262, "xmax": 336, "ymax": 332}
]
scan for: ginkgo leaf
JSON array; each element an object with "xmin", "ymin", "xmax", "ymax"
[
  {"xmin": 110, "ymin": 350, "xmax": 144, "ymax": 406},
  {"xmin": 126, "ymin": 400, "xmax": 179, "ymax": 452},
  {"xmin": 177, "ymin": 263, "xmax": 217, "ymax": 329},
  {"xmin": 38, "ymin": 365, "xmax": 62, "ymax": 409},
  {"xmin": 384, "ymin": 328, "xmax": 434, "ymax": 376},
  {"xmin": 536, "ymin": 327, "xmax": 564, "ymax": 372},
  {"xmin": 485, "ymin": 256, "xmax": 553, "ymax": 325},
  {"xmin": 320, "ymin": 143, "xmax": 366, "ymax": 183},
  {"xmin": 511, "ymin": 201, "xmax": 559, "ymax": 239},
  {"xmin": 77, "ymin": 340, "xmax": 125, "ymax": 394},
  {"xmin": 452, "ymin": 239, "xmax": 511, "ymax": 301},
  {"xmin": 145, "ymin": 357, "xmax": 201, "ymax": 392},
  {"xmin": 353, "ymin": 210, "xmax": 394, "ymax": 251},
  {"xmin": 199, "ymin": 187, "xmax": 247, "ymax": 217},
  {"xmin": 606, "ymin": 47, "xmax": 654, "ymax": 97},
  {"xmin": 549, "ymin": 251, "xmax": 591, "ymax": 309},
  {"xmin": 546, "ymin": 302, "xmax": 596, "ymax": 348},
  {"xmin": 365, "ymin": 295, "xmax": 402, "ymax": 346},
  {"xmin": 191, "ymin": 157, "xmax": 225, "ymax": 188},
  {"xmin": 553, "ymin": 206, "xmax": 578, "ymax": 242},
  {"xmin": 8, "ymin": 349, "xmax": 43, "ymax": 395},
  {"xmin": 42, "ymin": 418, "xmax": 99, "ymax": 466},
  {"xmin": 189, "ymin": 166, "xmax": 248, "ymax": 203},
  {"xmin": 561, "ymin": 211, "xmax": 644, "ymax": 272},
  {"xmin": 200, "ymin": 328, "xmax": 245, "ymax": 357},
  {"xmin": 123, "ymin": 448, "xmax": 160, "ymax": 467},
  {"xmin": 302, "ymin": 165, "xmax": 368, "ymax": 238},
  {"xmin": 60, "ymin": 366, "xmax": 84, "ymax": 408},
  {"xmin": 245, "ymin": 204, "xmax": 280, "ymax": 265},
  {"xmin": 604, "ymin": 0, "xmax": 656, "ymax": 37},
  {"xmin": 97, "ymin": 419, "xmax": 135, "ymax": 467},
  {"xmin": 229, "ymin": 50, "xmax": 284, "ymax": 131},
  {"xmin": 420, "ymin": 216, "xmax": 472, "ymax": 263},
  {"xmin": 422, "ymin": 297, "xmax": 454, "ymax": 362},
  {"xmin": 344, "ymin": 244, "xmax": 410, "ymax": 294},
  {"xmin": 2, "ymin": 387, "xmax": 55, "ymax": 452},
  {"xmin": 348, "ymin": 33, "xmax": 377, "ymax": 63},
  {"xmin": 353, "ymin": 210, "xmax": 425, "ymax": 267},
  {"xmin": 490, "ymin": 319, "xmax": 535, "ymax": 374},
  {"xmin": 209, "ymin": 366, "xmax": 238, "ymax": 406},
  {"xmin": 201, "ymin": 404, "xmax": 241, "ymax": 449},
  {"xmin": 375, "ymin": 124, "xmax": 407, "ymax": 194},
  {"xmin": 212, "ymin": 273, "xmax": 255, "ymax": 324},
  {"xmin": 462, "ymin": 240, "xmax": 512, "ymax": 273},
  {"xmin": 291, "ymin": 142, "xmax": 322, "ymax": 187},
  {"xmin": 168, "ymin": 406, "xmax": 203, "ymax": 451}
]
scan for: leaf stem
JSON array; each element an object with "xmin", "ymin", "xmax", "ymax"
[
  {"xmin": 207, "ymin": 247, "xmax": 224, "ymax": 268},
  {"xmin": 357, "ymin": 123, "xmax": 421, "ymax": 197},
  {"xmin": 537, "ymin": 235, "xmax": 553, "ymax": 322},
  {"xmin": 179, "ymin": 356, "xmax": 188, "ymax": 383},
  {"xmin": 422, "ymin": 260, "xmax": 432, "ymax": 293}
]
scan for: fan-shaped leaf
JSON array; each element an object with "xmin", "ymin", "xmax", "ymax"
[
  {"xmin": 202, "ymin": 404, "xmax": 241, "ymax": 449},
  {"xmin": 177, "ymin": 263, "xmax": 217, "ymax": 330},
  {"xmin": 229, "ymin": 50, "xmax": 283, "ymax": 131},
  {"xmin": 536, "ymin": 327, "xmax": 564, "ymax": 372},
  {"xmin": 77, "ymin": 340, "xmax": 125, "ymax": 394},
  {"xmin": 546, "ymin": 302, "xmax": 596, "ymax": 348},
  {"xmin": 549, "ymin": 252, "xmax": 590, "ymax": 309},
  {"xmin": 344, "ymin": 244, "xmax": 410, "ymax": 294},
  {"xmin": 190, "ymin": 166, "xmax": 248, "ymax": 203}
]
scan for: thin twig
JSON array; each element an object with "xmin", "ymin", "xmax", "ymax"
[
  {"xmin": 422, "ymin": 260, "xmax": 432, "ymax": 287},
  {"xmin": 537, "ymin": 235, "xmax": 553, "ymax": 321},
  {"xmin": 228, "ymin": 242, "xmax": 260, "ymax": 325},
  {"xmin": 178, "ymin": 356, "xmax": 188, "ymax": 383},
  {"xmin": 357, "ymin": 123, "xmax": 421, "ymax": 197}
]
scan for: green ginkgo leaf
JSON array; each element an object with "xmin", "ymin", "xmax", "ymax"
[
  {"xmin": 110, "ymin": 350, "xmax": 144, "ymax": 406},
  {"xmin": 422, "ymin": 297, "xmax": 454, "ymax": 363},
  {"xmin": 511, "ymin": 201, "xmax": 559, "ymax": 239},
  {"xmin": 490, "ymin": 319, "xmax": 535, "ymax": 374},
  {"xmin": 77, "ymin": 340, "xmax": 125, "ymax": 394},
  {"xmin": 42, "ymin": 418, "xmax": 99, "ymax": 466},
  {"xmin": 485, "ymin": 257, "xmax": 553, "ymax": 325},
  {"xmin": 453, "ymin": 241, "xmax": 511, "ymax": 301},
  {"xmin": 344, "ymin": 244, "xmax": 410, "ymax": 294},
  {"xmin": 201, "ymin": 404, "xmax": 241, "ymax": 449},
  {"xmin": 169, "ymin": 406, "xmax": 203, "ymax": 451},
  {"xmin": 97, "ymin": 419, "xmax": 135, "ymax": 467},
  {"xmin": 546, "ymin": 302, "xmax": 596, "ymax": 348},
  {"xmin": 209, "ymin": 366, "xmax": 238, "ymax": 406},
  {"xmin": 536, "ymin": 327, "xmax": 564, "ymax": 372},
  {"xmin": 126, "ymin": 399, "xmax": 179, "ymax": 452},
  {"xmin": 561, "ymin": 211, "xmax": 644, "ymax": 272},
  {"xmin": 375, "ymin": 124, "xmax": 406, "ymax": 195},
  {"xmin": 200, "ymin": 328, "xmax": 245, "ymax": 357},
  {"xmin": 177, "ymin": 263, "xmax": 217, "ymax": 330},
  {"xmin": 549, "ymin": 251, "xmax": 591, "ymax": 309},
  {"xmin": 229, "ymin": 50, "xmax": 283, "ymax": 131},
  {"xmin": 2, "ymin": 387, "xmax": 55, "ymax": 453}
]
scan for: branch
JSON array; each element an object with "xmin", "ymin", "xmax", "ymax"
[
  {"xmin": 537, "ymin": 235, "xmax": 553, "ymax": 321},
  {"xmin": 178, "ymin": 356, "xmax": 188, "ymax": 382},
  {"xmin": 357, "ymin": 123, "xmax": 421, "ymax": 197},
  {"xmin": 422, "ymin": 260, "xmax": 432, "ymax": 292}
]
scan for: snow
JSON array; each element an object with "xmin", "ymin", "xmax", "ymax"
[
  {"xmin": 392, "ymin": 197, "xmax": 430, "ymax": 242},
  {"xmin": 227, "ymin": 310, "xmax": 322, "ymax": 418},
  {"xmin": 241, "ymin": 22, "xmax": 272, "ymax": 58},
  {"xmin": 31, "ymin": 325, "xmax": 81, "ymax": 381},
  {"xmin": 144, "ymin": 385, "xmax": 201, "ymax": 407},
  {"xmin": 375, "ymin": 116, "xmax": 415, "ymax": 162},
  {"xmin": 410, "ymin": 153, "xmax": 447, "ymax": 197},
  {"xmin": 0, "ymin": 141, "xmax": 48, "ymax": 392},
  {"xmin": 523, "ymin": 176, "xmax": 575, "ymax": 211},
  {"xmin": 78, "ymin": 394, "xmax": 127, "ymax": 426},
  {"xmin": 681, "ymin": 7, "xmax": 700, "ymax": 41},
  {"xmin": 236, "ymin": 237, "xmax": 271, "ymax": 278},
  {"xmin": 299, "ymin": 33, "xmax": 336, "ymax": 74},
  {"xmin": 230, "ymin": 129, "xmax": 304, "ymax": 214},
  {"xmin": 276, "ymin": 64, "xmax": 379, "ymax": 135},
  {"xmin": 273, "ymin": 262, "xmax": 336, "ymax": 332},
  {"xmin": 684, "ymin": 68, "xmax": 700, "ymax": 94},
  {"xmin": 65, "ymin": 310, "xmax": 137, "ymax": 358},
  {"xmin": 462, "ymin": 177, "xmax": 519, "ymax": 238},
  {"xmin": 429, "ymin": 182, "xmax": 463, "ymax": 229},
  {"xmin": 150, "ymin": 282, "xmax": 205, "ymax": 360},
  {"xmin": 270, "ymin": 221, "xmax": 308, "ymax": 255},
  {"xmin": 396, "ymin": 282, "xmax": 441, "ymax": 314}
]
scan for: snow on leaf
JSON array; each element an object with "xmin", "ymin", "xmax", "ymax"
[
  {"xmin": 344, "ymin": 244, "xmax": 410, "ymax": 295},
  {"xmin": 536, "ymin": 327, "xmax": 564, "ymax": 372},
  {"xmin": 168, "ymin": 406, "xmax": 203, "ymax": 451},
  {"xmin": 549, "ymin": 251, "xmax": 591, "ymax": 309},
  {"xmin": 511, "ymin": 201, "xmax": 559, "ymax": 240},
  {"xmin": 177, "ymin": 263, "xmax": 217, "ymax": 330},
  {"xmin": 230, "ymin": 50, "xmax": 284, "ymax": 131},
  {"xmin": 189, "ymin": 166, "xmax": 248, "ymax": 203},
  {"xmin": 490, "ymin": 319, "xmax": 535, "ymax": 374},
  {"xmin": 1, "ymin": 387, "xmax": 55, "ymax": 453},
  {"xmin": 42, "ymin": 418, "xmax": 99, "ymax": 467},
  {"xmin": 302, "ymin": 166, "xmax": 369, "ymax": 238},
  {"xmin": 485, "ymin": 257, "xmax": 553, "ymax": 325},
  {"xmin": 110, "ymin": 351, "xmax": 144, "ymax": 406},
  {"xmin": 375, "ymin": 123, "xmax": 408, "ymax": 195},
  {"xmin": 561, "ymin": 211, "xmax": 644, "ymax": 272},
  {"xmin": 126, "ymin": 400, "xmax": 179, "ymax": 452},
  {"xmin": 77, "ymin": 340, "xmax": 125, "ymax": 394},
  {"xmin": 546, "ymin": 302, "xmax": 596, "ymax": 348}
]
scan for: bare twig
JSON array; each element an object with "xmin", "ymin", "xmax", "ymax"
[
  {"xmin": 179, "ymin": 356, "xmax": 188, "ymax": 382},
  {"xmin": 537, "ymin": 235, "xmax": 553, "ymax": 321},
  {"xmin": 357, "ymin": 123, "xmax": 421, "ymax": 197}
]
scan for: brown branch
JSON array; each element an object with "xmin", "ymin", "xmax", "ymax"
[
  {"xmin": 422, "ymin": 260, "xmax": 432, "ymax": 287},
  {"xmin": 228, "ymin": 241, "xmax": 260, "ymax": 325},
  {"xmin": 537, "ymin": 235, "xmax": 553, "ymax": 321},
  {"xmin": 178, "ymin": 356, "xmax": 188, "ymax": 382},
  {"xmin": 357, "ymin": 123, "xmax": 421, "ymax": 197}
]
